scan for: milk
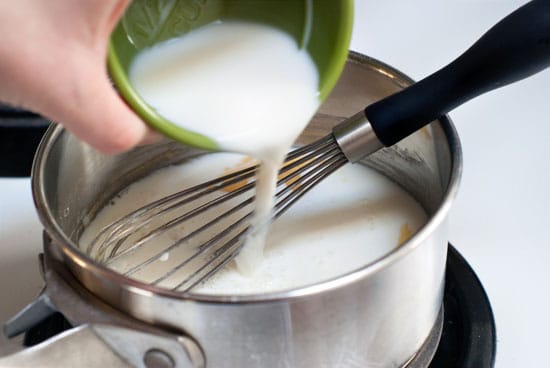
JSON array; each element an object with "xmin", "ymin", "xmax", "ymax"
[
  {"xmin": 129, "ymin": 21, "xmax": 320, "ymax": 273},
  {"xmin": 79, "ymin": 153, "xmax": 427, "ymax": 295}
]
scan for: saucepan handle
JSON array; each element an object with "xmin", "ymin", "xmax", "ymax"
[
  {"xmin": 1, "ymin": 249, "xmax": 205, "ymax": 368},
  {"xmin": 0, "ymin": 323, "xmax": 203, "ymax": 367},
  {"xmin": 365, "ymin": 0, "xmax": 550, "ymax": 147}
]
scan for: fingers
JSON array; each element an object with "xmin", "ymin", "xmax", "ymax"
[
  {"xmin": 57, "ymin": 72, "xmax": 154, "ymax": 154},
  {"xmin": 28, "ymin": 52, "xmax": 156, "ymax": 154},
  {"xmin": 1, "ymin": 51, "xmax": 156, "ymax": 154},
  {"xmin": 0, "ymin": 0, "xmax": 162, "ymax": 154}
]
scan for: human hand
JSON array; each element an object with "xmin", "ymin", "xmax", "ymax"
[{"xmin": 0, "ymin": 0, "xmax": 158, "ymax": 154}]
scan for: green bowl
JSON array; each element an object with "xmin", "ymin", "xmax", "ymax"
[{"xmin": 108, "ymin": 0, "xmax": 354, "ymax": 150}]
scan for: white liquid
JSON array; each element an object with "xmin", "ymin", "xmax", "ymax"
[
  {"xmin": 129, "ymin": 21, "xmax": 320, "ymax": 273},
  {"xmin": 80, "ymin": 153, "xmax": 427, "ymax": 295}
]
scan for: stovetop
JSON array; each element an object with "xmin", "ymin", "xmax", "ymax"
[{"xmin": 1, "ymin": 2, "xmax": 550, "ymax": 366}]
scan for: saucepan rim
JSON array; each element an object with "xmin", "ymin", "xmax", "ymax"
[{"xmin": 31, "ymin": 51, "xmax": 462, "ymax": 304}]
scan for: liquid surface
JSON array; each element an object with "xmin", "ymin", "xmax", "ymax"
[
  {"xmin": 80, "ymin": 153, "xmax": 427, "ymax": 295},
  {"xmin": 129, "ymin": 21, "xmax": 320, "ymax": 273}
]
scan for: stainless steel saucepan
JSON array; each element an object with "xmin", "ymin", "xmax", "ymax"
[{"xmin": 2, "ymin": 52, "xmax": 460, "ymax": 367}]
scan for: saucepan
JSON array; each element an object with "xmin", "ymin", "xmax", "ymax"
[{"xmin": 2, "ymin": 52, "xmax": 458, "ymax": 367}]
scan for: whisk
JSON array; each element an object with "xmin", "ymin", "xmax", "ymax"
[
  {"xmin": 87, "ymin": 0, "xmax": 550, "ymax": 292},
  {"xmin": 86, "ymin": 131, "xmax": 358, "ymax": 290}
]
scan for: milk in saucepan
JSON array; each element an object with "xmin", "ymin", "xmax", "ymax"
[
  {"xmin": 79, "ymin": 153, "xmax": 427, "ymax": 294},
  {"xmin": 129, "ymin": 21, "xmax": 319, "ymax": 273}
]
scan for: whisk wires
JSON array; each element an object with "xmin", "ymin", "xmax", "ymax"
[{"xmin": 86, "ymin": 134, "xmax": 347, "ymax": 293}]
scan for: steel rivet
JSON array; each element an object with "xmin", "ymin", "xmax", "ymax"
[{"xmin": 143, "ymin": 348, "xmax": 175, "ymax": 368}]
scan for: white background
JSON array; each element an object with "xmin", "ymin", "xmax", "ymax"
[
  {"xmin": 351, "ymin": 1, "xmax": 550, "ymax": 367},
  {"xmin": 1, "ymin": 1, "xmax": 549, "ymax": 366}
]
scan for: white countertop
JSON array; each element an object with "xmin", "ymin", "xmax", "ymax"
[{"xmin": 1, "ymin": 1, "xmax": 549, "ymax": 366}]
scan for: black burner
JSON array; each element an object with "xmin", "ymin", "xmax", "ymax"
[
  {"xmin": 430, "ymin": 246, "xmax": 496, "ymax": 367},
  {"xmin": 23, "ymin": 312, "xmax": 72, "ymax": 347},
  {"xmin": 0, "ymin": 104, "xmax": 49, "ymax": 177}
]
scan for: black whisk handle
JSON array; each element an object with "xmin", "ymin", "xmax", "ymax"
[{"xmin": 365, "ymin": 0, "xmax": 550, "ymax": 147}]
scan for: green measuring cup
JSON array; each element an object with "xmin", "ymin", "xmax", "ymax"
[{"xmin": 108, "ymin": 0, "xmax": 354, "ymax": 150}]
